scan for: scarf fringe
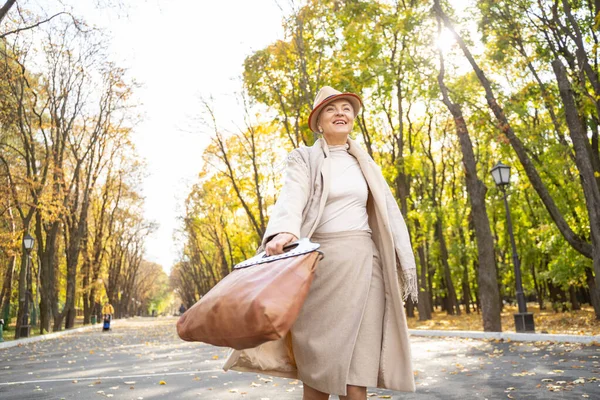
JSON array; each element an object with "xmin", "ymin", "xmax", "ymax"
[{"xmin": 399, "ymin": 268, "xmax": 419, "ymax": 304}]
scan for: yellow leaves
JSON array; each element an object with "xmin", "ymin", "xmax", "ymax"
[
  {"xmin": 158, "ymin": 380, "xmax": 166, "ymax": 385},
  {"xmin": 212, "ymin": 355, "xmax": 219, "ymax": 360},
  {"xmin": 406, "ymin": 303, "xmax": 600, "ymax": 336}
]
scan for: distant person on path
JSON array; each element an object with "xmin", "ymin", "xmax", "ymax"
[
  {"xmin": 225, "ymin": 86, "xmax": 418, "ymax": 400},
  {"xmin": 179, "ymin": 304, "xmax": 186, "ymax": 315},
  {"xmin": 102, "ymin": 302, "xmax": 114, "ymax": 321}
]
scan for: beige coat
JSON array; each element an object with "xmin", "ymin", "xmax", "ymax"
[{"xmin": 223, "ymin": 138, "xmax": 416, "ymax": 393}]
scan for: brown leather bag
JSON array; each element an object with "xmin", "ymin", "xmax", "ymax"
[{"xmin": 176, "ymin": 239, "xmax": 322, "ymax": 350}]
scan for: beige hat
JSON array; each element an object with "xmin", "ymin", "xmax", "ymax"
[{"xmin": 308, "ymin": 86, "xmax": 362, "ymax": 133}]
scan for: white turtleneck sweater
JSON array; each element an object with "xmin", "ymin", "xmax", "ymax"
[{"xmin": 314, "ymin": 143, "xmax": 371, "ymax": 234}]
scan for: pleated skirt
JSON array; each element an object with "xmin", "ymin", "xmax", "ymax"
[{"xmin": 290, "ymin": 230, "xmax": 385, "ymax": 396}]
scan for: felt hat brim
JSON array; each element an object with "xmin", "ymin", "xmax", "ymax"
[{"xmin": 308, "ymin": 92, "xmax": 362, "ymax": 133}]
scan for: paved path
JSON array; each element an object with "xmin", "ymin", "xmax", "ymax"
[{"xmin": 0, "ymin": 317, "xmax": 599, "ymax": 399}]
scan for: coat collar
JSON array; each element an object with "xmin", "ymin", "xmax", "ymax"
[{"xmin": 314, "ymin": 137, "xmax": 370, "ymax": 162}]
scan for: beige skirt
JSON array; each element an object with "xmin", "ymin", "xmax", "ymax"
[{"xmin": 290, "ymin": 230, "xmax": 385, "ymax": 396}]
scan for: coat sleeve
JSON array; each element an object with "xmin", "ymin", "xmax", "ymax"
[{"xmin": 260, "ymin": 149, "xmax": 310, "ymax": 248}]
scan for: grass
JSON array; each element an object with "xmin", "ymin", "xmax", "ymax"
[{"xmin": 407, "ymin": 303, "xmax": 600, "ymax": 335}]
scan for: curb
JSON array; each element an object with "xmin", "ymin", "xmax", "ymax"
[
  {"xmin": 0, "ymin": 319, "xmax": 123, "ymax": 350},
  {"xmin": 409, "ymin": 329, "xmax": 600, "ymax": 344}
]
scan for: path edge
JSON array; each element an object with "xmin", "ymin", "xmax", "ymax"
[{"xmin": 409, "ymin": 329, "xmax": 600, "ymax": 344}]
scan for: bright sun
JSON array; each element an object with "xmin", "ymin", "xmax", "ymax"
[{"xmin": 435, "ymin": 27, "xmax": 456, "ymax": 52}]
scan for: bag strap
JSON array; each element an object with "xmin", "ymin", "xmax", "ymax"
[{"xmin": 233, "ymin": 238, "xmax": 321, "ymax": 269}]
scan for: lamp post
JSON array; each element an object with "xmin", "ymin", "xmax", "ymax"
[
  {"xmin": 20, "ymin": 233, "xmax": 35, "ymax": 338},
  {"xmin": 491, "ymin": 162, "xmax": 535, "ymax": 333}
]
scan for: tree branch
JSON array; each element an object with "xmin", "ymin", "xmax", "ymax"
[{"xmin": 0, "ymin": 11, "xmax": 75, "ymax": 39}]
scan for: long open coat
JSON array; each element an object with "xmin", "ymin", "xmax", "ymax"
[{"xmin": 223, "ymin": 137, "xmax": 417, "ymax": 393}]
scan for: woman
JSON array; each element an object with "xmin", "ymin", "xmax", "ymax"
[{"xmin": 224, "ymin": 86, "xmax": 418, "ymax": 400}]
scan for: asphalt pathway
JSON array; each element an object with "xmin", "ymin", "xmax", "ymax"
[{"xmin": 0, "ymin": 317, "xmax": 599, "ymax": 399}]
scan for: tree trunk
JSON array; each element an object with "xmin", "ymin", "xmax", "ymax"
[
  {"xmin": 405, "ymin": 299, "xmax": 415, "ymax": 318},
  {"xmin": 14, "ymin": 249, "xmax": 28, "ymax": 339},
  {"xmin": 435, "ymin": 218, "xmax": 460, "ymax": 315},
  {"xmin": 531, "ymin": 260, "xmax": 544, "ymax": 310},
  {"xmin": 462, "ymin": 263, "xmax": 471, "ymax": 314},
  {"xmin": 552, "ymin": 59, "xmax": 600, "ymax": 318},
  {"xmin": 0, "ymin": 255, "xmax": 15, "ymax": 322},
  {"xmin": 435, "ymin": 13, "xmax": 501, "ymax": 330},
  {"xmin": 39, "ymin": 218, "xmax": 61, "ymax": 332},
  {"xmin": 585, "ymin": 268, "xmax": 600, "ymax": 318},
  {"xmin": 0, "ymin": 0, "xmax": 16, "ymax": 24},
  {"xmin": 415, "ymin": 220, "xmax": 432, "ymax": 321},
  {"xmin": 569, "ymin": 286, "xmax": 581, "ymax": 311}
]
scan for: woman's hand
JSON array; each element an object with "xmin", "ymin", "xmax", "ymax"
[{"xmin": 265, "ymin": 233, "xmax": 298, "ymax": 256}]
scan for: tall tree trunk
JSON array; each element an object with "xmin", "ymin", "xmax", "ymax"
[
  {"xmin": 458, "ymin": 223, "xmax": 472, "ymax": 314},
  {"xmin": 0, "ymin": 255, "xmax": 15, "ymax": 322},
  {"xmin": 435, "ymin": 14, "xmax": 501, "ymax": 331},
  {"xmin": 14, "ymin": 248, "xmax": 28, "ymax": 339},
  {"xmin": 64, "ymin": 230, "xmax": 78, "ymax": 329},
  {"xmin": 414, "ymin": 219, "xmax": 432, "ymax": 321},
  {"xmin": 0, "ymin": 198, "xmax": 17, "ymax": 322},
  {"xmin": 569, "ymin": 286, "xmax": 581, "ymax": 311},
  {"xmin": 82, "ymin": 255, "xmax": 91, "ymax": 324},
  {"xmin": 531, "ymin": 260, "xmax": 544, "ymax": 310},
  {"xmin": 553, "ymin": 59, "xmax": 600, "ymax": 318},
  {"xmin": 585, "ymin": 268, "xmax": 600, "ymax": 312},
  {"xmin": 0, "ymin": 0, "xmax": 16, "ymax": 24},
  {"xmin": 435, "ymin": 218, "xmax": 460, "ymax": 315},
  {"xmin": 462, "ymin": 263, "xmax": 471, "ymax": 314}
]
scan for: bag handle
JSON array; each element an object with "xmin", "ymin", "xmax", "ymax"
[{"xmin": 233, "ymin": 238, "xmax": 321, "ymax": 269}]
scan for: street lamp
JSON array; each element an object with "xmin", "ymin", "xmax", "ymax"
[
  {"xmin": 20, "ymin": 233, "xmax": 35, "ymax": 338},
  {"xmin": 491, "ymin": 162, "xmax": 535, "ymax": 333}
]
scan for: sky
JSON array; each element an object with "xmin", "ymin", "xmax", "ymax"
[{"xmin": 59, "ymin": 0, "xmax": 289, "ymax": 272}]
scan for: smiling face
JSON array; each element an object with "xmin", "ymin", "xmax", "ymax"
[{"xmin": 317, "ymin": 98, "xmax": 355, "ymax": 145}]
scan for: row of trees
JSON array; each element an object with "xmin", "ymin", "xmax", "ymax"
[
  {"xmin": 0, "ymin": 1, "xmax": 166, "ymax": 338},
  {"xmin": 173, "ymin": 0, "xmax": 600, "ymax": 331}
]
